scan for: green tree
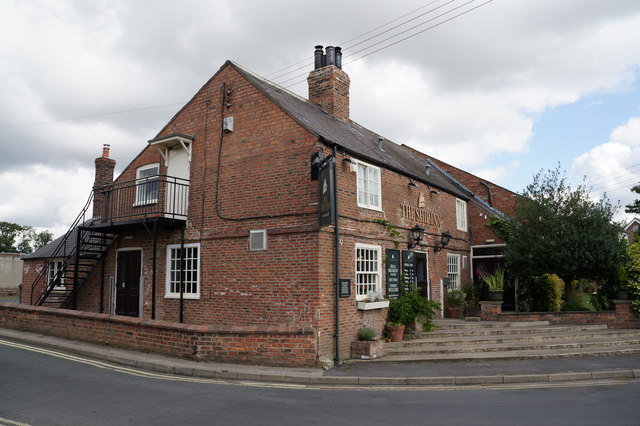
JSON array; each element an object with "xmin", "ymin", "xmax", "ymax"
[
  {"xmin": 624, "ymin": 184, "xmax": 640, "ymax": 214},
  {"xmin": 0, "ymin": 221, "xmax": 25, "ymax": 253},
  {"xmin": 0, "ymin": 221, "xmax": 53, "ymax": 254},
  {"xmin": 491, "ymin": 166, "xmax": 627, "ymax": 285}
]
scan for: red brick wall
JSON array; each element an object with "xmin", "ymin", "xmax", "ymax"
[
  {"xmin": 0, "ymin": 303, "xmax": 316, "ymax": 367},
  {"xmin": 484, "ymin": 300, "xmax": 639, "ymax": 329}
]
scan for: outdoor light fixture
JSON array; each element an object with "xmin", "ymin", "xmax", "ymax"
[
  {"xmin": 343, "ymin": 158, "xmax": 356, "ymax": 164},
  {"xmin": 408, "ymin": 181, "xmax": 418, "ymax": 188},
  {"xmin": 407, "ymin": 224, "xmax": 425, "ymax": 250},
  {"xmin": 434, "ymin": 231, "xmax": 452, "ymax": 253}
]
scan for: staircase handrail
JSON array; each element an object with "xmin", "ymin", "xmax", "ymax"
[{"xmin": 31, "ymin": 190, "xmax": 95, "ymax": 304}]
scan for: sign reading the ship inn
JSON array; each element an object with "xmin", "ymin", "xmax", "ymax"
[{"xmin": 401, "ymin": 193, "xmax": 441, "ymax": 226}]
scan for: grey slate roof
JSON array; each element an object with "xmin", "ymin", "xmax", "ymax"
[
  {"xmin": 22, "ymin": 220, "xmax": 93, "ymax": 260},
  {"xmin": 232, "ymin": 62, "xmax": 470, "ymax": 199}
]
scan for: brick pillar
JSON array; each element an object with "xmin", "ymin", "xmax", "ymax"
[
  {"xmin": 93, "ymin": 144, "xmax": 116, "ymax": 219},
  {"xmin": 479, "ymin": 301, "xmax": 502, "ymax": 321},
  {"xmin": 612, "ymin": 299, "xmax": 639, "ymax": 329}
]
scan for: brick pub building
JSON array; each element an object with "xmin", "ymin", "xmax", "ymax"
[{"xmin": 17, "ymin": 46, "xmax": 516, "ymax": 367}]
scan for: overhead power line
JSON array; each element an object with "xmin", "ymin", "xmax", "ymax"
[
  {"xmin": 1, "ymin": 0, "xmax": 494, "ymax": 131},
  {"xmin": 278, "ymin": 0, "xmax": 494, "ymax": 89},
  {"xmin": 0, "ymin": 102, "xmax": 184, "ymax": 131}
]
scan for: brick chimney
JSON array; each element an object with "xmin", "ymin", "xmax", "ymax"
[
  {"xmin": 307, "ymin": 45, "xmax": 350, "ymax": 122},
  {"xmin": 93, "ymin": 144, "xmax": 116, "ymax": 219}
]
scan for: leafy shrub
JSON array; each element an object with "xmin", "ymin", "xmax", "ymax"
[
  {"xmin": 481, "ymin": 268, "xmax": 505, "ymax": 291},
  {"xmin": 387, "ymin": 287, "xmax": 441, "ymax": 330},
  {"xmin": 444, "ymin": 289, "xmax": 467, "ymax": 309},
  {"xmin": 520, "ymin": 274, "xmax": 565, "ymax": 312},
  {"xmin": 357, "ymin": 327, "xmax": 376, "ymax": 341}
]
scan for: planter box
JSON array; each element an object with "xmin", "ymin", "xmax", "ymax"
[
  {"xmin": 350, "ymin": 339, "xmax": 386, "ymax": 360},
  {"xmin": 357, "ymin": 300, "xmax": 390, "ymax": 310}
]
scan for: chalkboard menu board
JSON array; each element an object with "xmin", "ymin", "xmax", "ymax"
[
  {"xmin": 339, "ymin": 278, "xmax": 351, "ymax": 298},
  {"xmin": 385, "ymin": 249, "xmax": 401, "ymax": 299},
  {"xmin": 402, "ymin": 250, "xmax": 416, "ymax": 293}
]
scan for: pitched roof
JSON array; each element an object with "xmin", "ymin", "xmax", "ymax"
[
  {"xmin": 231, "ymin": 62, "xmax": 469, "ymax": 199},
  {"xmin": 22, "ymin": 220, "xmax": 94, "ymax": 260}
]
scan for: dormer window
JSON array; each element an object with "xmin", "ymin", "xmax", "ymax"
[
  {"xmin": 136, "ymin": 163, "xmax": 159, "ymax": 205},
  {"xmin": 357, "ymin": 161, "xmax": 381, "ymax": 210}
]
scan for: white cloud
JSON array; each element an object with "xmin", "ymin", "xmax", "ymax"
[
  {"xmin": 1, "ymin": 0, "xmax": 640, "ymax": 229},
  {"xmin": 572, "ymin": 117, "xmax": 640, "ymax": 220},
  {"xmin": 0, "ymin": 165, "xmax": 94, "ymax": 237}
]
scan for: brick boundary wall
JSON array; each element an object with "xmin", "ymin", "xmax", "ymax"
[
  {"xmin": 480, "ymin": 300, "xmax": 640, "ymax": 329},
  {"xmin": 0, "ymin": 288, "xmax": 19, "ymax": 297},
  {"xmin": 0, "ymin": 303, "xmax": 317, "ymax": 367}
]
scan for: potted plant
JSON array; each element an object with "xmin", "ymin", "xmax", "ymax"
[
  {"xmin": 357, "ymin": 290, "xmax": 390, "ymax": 310},
  {"xmin": 386, "ymin": 286, "xmax": 441, "ymax": 341},
  {"xmin": 386, "ymin": 295, "xmax": 413, "ymax": 341},
  {"xmin": 444, "ymin": 289, "xmax": 467, "ymax": 318},
  {"xmin": 350, "ymin": 327, "xmax": 386, "ymax": 359},
  {"xmin": 482, "ymin": 268, "xmax": 505, "ymax": 301}
]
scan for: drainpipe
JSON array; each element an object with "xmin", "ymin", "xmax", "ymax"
[{"xmin": 332, "ymin": 145, "xmax": 340, "ymax": 365}]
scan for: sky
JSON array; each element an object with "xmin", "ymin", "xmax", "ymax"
[{"xmin": 1, "ymin": 0, "xmax": 640, "ymax": 238}]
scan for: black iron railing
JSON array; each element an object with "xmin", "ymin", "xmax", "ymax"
[{"xmin": 94, "ymin": 175, "xmax": 189, "ymax": 222}]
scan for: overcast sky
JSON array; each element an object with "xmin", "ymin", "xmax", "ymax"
[{"xmin": 1, "ymin": 0, "xmax": 640, "ymax": 238}]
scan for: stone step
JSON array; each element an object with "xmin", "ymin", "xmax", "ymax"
[
  {"xmin": 401, "ymin": 328, "xmax": 640, "ymax": 348},
  {"xmin": 373, "ymin": 345, "xmax": 640, "ymax": 363},
  {"xmin": 419, "ymin": 324, "xmax": 609, "ymax": 339},
  {"xmin": 431, "ymin": 319, "xmax": 550, "ymax": 330},
  {"xmin": 386, "ymin": 335, "xmax": 640, "ymax": 356}
]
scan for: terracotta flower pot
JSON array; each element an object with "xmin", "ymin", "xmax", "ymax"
[{"xmin": 385, "ymin": 324, "xmax": 406, "ymax": 342}]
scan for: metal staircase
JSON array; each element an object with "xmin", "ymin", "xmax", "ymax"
[{"xmin": 31, "ymin": 193, "xmax": 115, "ymax": 309}]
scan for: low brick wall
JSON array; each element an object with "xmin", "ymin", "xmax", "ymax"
[
  {"xmin": 0, "ymin": 303, "xmax": 317, "ymax": 367},
  {"xmin": 0, "ymin": 288, "xmax": 19, "ymax": 298},
  {"xmin": 481, "ymin": 300, "xmax": 640, "ymax": 329}
]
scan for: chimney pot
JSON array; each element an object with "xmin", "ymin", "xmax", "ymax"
[
  {"xmin": 325, "ymin": 46, "xmax": 335, "ymax": 66},
  {"xmin": 314, "ymin": 45, "xmax": 324, "ymax": 70},
  {"xmin": 334, "ymin": 47, "xmax": 342, "ymax": 69},
  {"xmin": 102, "ymin": 144, "xmax": 110, "ymax": 158}
]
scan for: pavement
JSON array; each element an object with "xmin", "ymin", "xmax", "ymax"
[{"xmin": 1, "ymin": 327, "xmax": 639, "ymax": 386}]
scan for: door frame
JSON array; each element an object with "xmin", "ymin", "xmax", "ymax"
[
  {"xmin": 113, "ymin": 247, "xmax": 144, "ymax": 318},
  {"xmin": 414, "ymin": 250, "xmax": 430, "ymax": 300}
]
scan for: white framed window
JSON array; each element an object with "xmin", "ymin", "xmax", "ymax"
[
  {"xmin": 357, "ymin": 161, "xmax": 381, "ymax": 210},
  {"xmin": 165, "ymin": 243, "xmax": 200, "ymax": 299},
  {"xmin": 355, "ymin": 243, "xmax": 381, "ymax": 301},
  {"xmin": 249, "ymin": 230, "xmax": 267, "ymax": 251},
  {"xmin": 456, "ymin": 198, "xmax": 467, "ymax": 231},
  {"xmin": 136, "ymin": 163, "xmax": 160, "ymax": 205},
  {"xmin": 47, "ymin": 259, "xmax": 64, "ymax": 288},
  {"xmin": 447, "ymin": 253, "xmax": 461, "ymax": 290}
]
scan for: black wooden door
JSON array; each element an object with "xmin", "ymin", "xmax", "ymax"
[
  {"xmin": 415, "ymin": 252, "xmax": 429, "ymax": 298},
  {"xmin": 115, "ymin": 250, "xmax": 141, "ymax": 317}
]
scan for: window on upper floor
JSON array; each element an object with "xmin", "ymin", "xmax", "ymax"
[
  {"xmin": 357, "ymin": 161, "xmax": 381, "ymax": 210},
  {"xmin": 456, "ymin": 198, "xmax": 467, "ymax": 231},
  {"xmin": 355, "ymin": 243, "xmax": 381, "ymax": 301},
  {"xmin": 136, "ymin": 163, "xmax": 160, "ymax": 205},
  {"xmin": 165, "ymin": 243, "xmax": 200, "ymax": 299}
]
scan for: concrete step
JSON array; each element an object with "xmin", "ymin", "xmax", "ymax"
[
  {"xmin": 400, "ymin": 328, "xmax": 640, "ymax": 348},
  {"xmin": 432, "ymin": 319, "xmax": 550, "ymax": 330},
  {"xmin": 387, "ymin": 335, "xmax": 640, "ymax": 356},
  {"xmin": 374, "ymin": 345, "xmax": 640, "ymax": 362},
  {"xmin": 373, "ymin": 319, "xmax": 640, "ymax": 363},
  {"xmin": 421, "ymin": 323, "xmax": 608, "ymax": 339}
]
